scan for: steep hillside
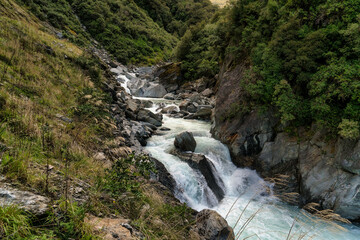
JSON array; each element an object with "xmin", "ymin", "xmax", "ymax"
[
  {"xmin": 16, "ymin": 0, "xmax": 218, "ymax": 65},
  {"xmin": 0, "ymin": 1, "xmax": 202, "ymax": 239}
]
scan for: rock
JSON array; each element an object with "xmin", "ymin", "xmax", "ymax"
[
  {"xmin": 341, "ymin": 140, "xmax": 360, "ymax": 175},
  {"xmin": 110, "ymin": 68, "xmax": 122, "ymax": 75},
  {"xmin": 159, "ymin": 127, "xmax": 171, "ymax": 131},
  {"xmin": 151, "ymin": 158, "xmax": 177, "ymax": 192},
  {"xmin": 193, "ymin": 209, "xmax": 234, "ymax": 240},
  {"xmin": 129, "ymin": 78, "xmax": 168, "ymax": 98},
  {"xmin": 140, "ymin": 100, "xmax": 153, "ymax": 108},
  {"xmin": 137, "ymin": 109, "xmax": 162, "ymax": 127},
  {"xmin": 161, "ymin": 105, "xmax": 179, "ymax": 114},
  {"xmin": 201, "ymin": 88, "xmax": 213, "ymax": 97},
  {"xmin": 0, "ymin": 183, "xmax": 49, "ymax": 216},
  {"xmin": 174, "ymin": 131, "xmax": 196, "ymax": 152},
  {"xmin": 143, "ymin": 84, "xmax": 167, "ymax": 98},
  {"xmin": 179, "ymin": 100, "xmax": 190, "ymax": 111},
  {"xmin": 126, "ymin": 99, "xmax": 140, "ymax": 113},
  {"xmin": 258, "ymin": 133, "xmax": 299, "ymax": 173},
  {"xmin": 164, "ymin": 93, "xmax": 176, "ymax": 100},
  {"xmin": 85, "ymin": 215, "xmax": 139, "ymax": 240},
  {"xmin": 171, "ymin": 150, "xmax": 225, "ymax": 201},
  {"xmin": 193, "ymin": 108, "xmax": 212, "ymax": 120},
  {"xmin": 153, "ymin": 62, "xmax": 182, "ymax": 86},
  {"xmin": 55, "ymin": 113, "xmax": 73, "ymax": 123},
  {"xmin": 187, "ymin": 104, "xmax": 197, "ymax": 113}
]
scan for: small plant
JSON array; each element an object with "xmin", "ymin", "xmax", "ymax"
[{"xmin": 338, "ymin": 119, "xmax": 360, "ymax": 140}]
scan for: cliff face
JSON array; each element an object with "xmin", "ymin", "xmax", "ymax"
[{"xmin": 211, "ymin": 61, "xmax": 360, "ymax": 221}]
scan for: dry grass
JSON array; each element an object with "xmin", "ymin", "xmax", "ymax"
[{"xmin": 211, "ymin": 0, "xmax": 229, "ymax": 7}]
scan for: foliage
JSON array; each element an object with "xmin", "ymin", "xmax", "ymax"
[
  {"xmin": 102, "ymin": 154, "xmax": 155, "ymax": 197},
  {"xmin": 178, "ymin": 0, "xmax": 360, "ymax": 134},
  {"xmin": 134, "ymin": 0, "xmax": 218, "ymax": 37},
  {"xmin": 338, "ymin": 119, "xmax": 360, "ymax": 140}
]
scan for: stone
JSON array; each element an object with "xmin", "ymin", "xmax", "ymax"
[
  {"xmin": 0, "ymin": 183, "xmax": 49, "ymax": 216},
  {"xmin": 201, "ymin": 88, "xmax": 213, "ymax": 97},
  {"xmin": 171, "ymin": 150, "xmax": 225, "ymax": 202},
  {"xmin": 163, "ymin": 93, "xmax": 176, "ymax": 100},
  {"xmin": 161, "ymin": 105, "xmax": 179, "ymax": 114},
  {"xmin": 110, "ymin": 68, "xmax": 122, "ymax": 75},
  {"xmin": 174, "ymin": 131, "xmax": 196, "ymax": 152},
  {"xmin": 194, "ymin": 209, "xmax": 234, "ymax": 240},
  {"xmin": 85, "ymin": 215, "xmax": 138, "ymax": 240},
  {"xmin": 137, "ymin": 109, "xmax": 162, "ymax": 127},
  {"xmin": 143, "ymin": 84, "xmax": 167, "ymax": 98},
  {"xmin": 55, "ymin": 113, "xmax": 73, "ymax": 123}
]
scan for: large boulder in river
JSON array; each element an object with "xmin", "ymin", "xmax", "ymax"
[
  {"xmin": 192, "ymin": 209, "xmax": 235, "ymax": 240},
  {"xmin": 174, "ymin": 131, "xmax": 196, "ymax": 152},
  {"xmin": 171, "ymin": 149, "xmax": 225, "ymax": 201}
]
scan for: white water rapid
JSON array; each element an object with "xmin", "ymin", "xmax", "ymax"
[{"xmin": 139, "ymin": 97, "xmax": 360, "ymax": 240}]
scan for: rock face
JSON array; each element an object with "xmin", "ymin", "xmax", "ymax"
[
  {"xmin": 212, "ymin": 60, "xmax": 360, "ymax": 220},
  {"xmin": 174, "ymin": 131, "xmax": 197, "ymax": 152},
  {"xmin": 171, "ymin": 150, "xmax": 225, "ymax": 201},
  {"xmin": 0, "ymin": 183, "xmax": 49, "ymax": 216},
  {"xmin": 192, "ymin": 209, "xmax": 235, "ymax": 240}
]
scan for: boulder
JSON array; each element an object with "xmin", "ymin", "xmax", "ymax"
[
  {"xmin": 174, "ymin": 131, "xmax": 196, "ymax": 152},
  {"xmin": 143, "ymin": 84, "xmax": 167, "ymax": 98},
  {"xmin": 0, "ymin": 183, "xmax": 49, "ymax": 216},
  {"xmin": 137, "ymin": 109, "xmax": 162, "ymax": 127},
  {"xmin": 193, "ymin": 209, "xmax": 234, "ymax": 240},
  {"xmin": 161, "ymin": 105, "xmax": 179, "ymax": 114},
  {"xmin": 171, "ymin": 150, "xmax": 225, "ymax": 201}
]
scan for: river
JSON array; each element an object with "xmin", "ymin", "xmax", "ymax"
[{"xmin": 119, "ymin": 72, "xmax": 360, "ymax": 239}]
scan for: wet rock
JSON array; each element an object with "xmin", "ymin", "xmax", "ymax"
[
  {"xmin": 174, "ymin": 131, "xmax": 196, "ymax": 152},
  {"xmin": 161, "ymin": 105, "xmax": 179, "ymax": 114},
  {"xmin": 171, "ymin": 150, "xmax": 225, "ymax": 201},
  {"xmin": 140, "ymin": 100, "xmax": 153, "ymax": 108},
  {"xmin": 193, "ymin": 209, "xmax": 234, "ymax": 240},
  {"xmin": 187, "ymin": 104, "xmax": 197, "ymax": 113},
  {"xmin": 151, "ymin": 158, "xmax": 177, "ymax": 192},
  {"xmin": 163, "ymin": 93, "xmax": 176, "ymax": 100},
  {"xmin": 160, "ymin": 127, "xmax": 171, "ymax": 131},
  {"xmin": 0, "ymin": 183, "xmax": 49, "ymax": 216},
  {"xmin": 110, "ymin": 67, "xmax": 123, "ymax": 75},
  {"xmin": 179, "ymin": 100, "xmax": 190, "ymax": 111}
]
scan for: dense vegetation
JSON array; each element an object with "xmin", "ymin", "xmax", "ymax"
[
  {"xmin": 134, "ymin": 0, "xmax": 218, "ymax": 37},
  {"xmin": 17, "ymin": 0, "xmax": 217, "ymax": 65},
  {"xmin": 177, "ymin": 0, "xmax": 360, "ymax": 138}
]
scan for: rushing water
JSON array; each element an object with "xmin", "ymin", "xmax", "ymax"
[{"xmin": 138, "ymin": 97, "xmax": 360, "ymax": 240}]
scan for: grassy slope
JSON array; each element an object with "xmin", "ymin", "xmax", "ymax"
[{"xmin": 0, "ymin": 1, "xmax": 195, "ymax": 239}]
